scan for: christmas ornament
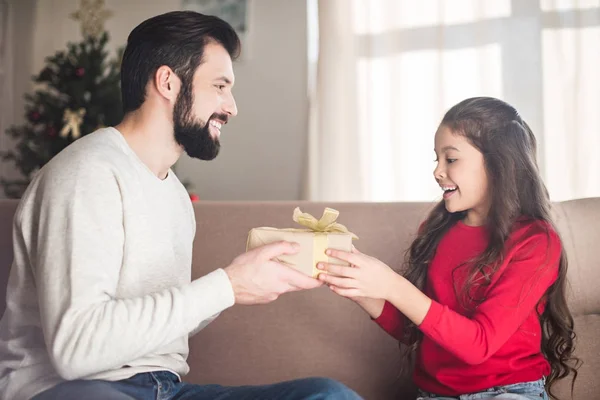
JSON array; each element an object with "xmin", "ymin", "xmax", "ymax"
[
  {"xmin": 60, "ymin": 108, "xmax": 86, "ymax": 139},
  {"xmin": 29, "ymin": 111, "xmax": 41, "ymax": 122},
  {"xmin": 70, "ymin": 0, "xmax": 113, "ymax": 39},
  {"xmin": 47, "ymin": 126, "xmax": 57, "ymax": 137},
  {"xmin": 0, "ymin": 0, "xmax": 123, "ymax": 199}
]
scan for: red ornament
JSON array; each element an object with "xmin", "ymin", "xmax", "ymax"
[
  {"xmin": 29, "ymin": 111, "xmax": 41, "ymax": 121},
  {"xmin": 46, "ymin": 126, "xmax": 57, "ymax": 137},
  {"xmin": 75, "ymin": 67, "xmax": 85, "ymax": 77},
  {"xmin": 189, "ymin": 193, "xmax": 200, "ymax": 202}
]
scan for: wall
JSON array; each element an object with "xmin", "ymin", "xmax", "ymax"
[
  {"xmin": 0, "ymin": 0, "xmax": 37, "ymax": 184},
  {"xmin": 6, "ymin": 0, "xmax": 308, "ymax": 200}
]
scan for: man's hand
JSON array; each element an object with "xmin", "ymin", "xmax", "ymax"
[{"xmin": 224, "ymin": 241, "xmax": 322, "ymax": 305}]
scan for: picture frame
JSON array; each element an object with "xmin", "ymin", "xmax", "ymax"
[{"xmin": 182, "ymin": 0, "xmax": 250, "ymax": 59}]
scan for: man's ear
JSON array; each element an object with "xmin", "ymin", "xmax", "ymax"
[{"xmin": 154, "ymin": 66, "xmax": 180, "ymax": 102}]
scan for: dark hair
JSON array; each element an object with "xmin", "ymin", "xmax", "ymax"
[
  {"xmin": 400, "ymin": 97, "xmax": 579, "ymax": 398},
  {"xmin": 120, "ymin": 11, "xmax": 241, "ymax": 113}
]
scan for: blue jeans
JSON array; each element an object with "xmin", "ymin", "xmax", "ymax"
[
  {"xmin": 417, "ymin": 378, "xmax": 548, "ymax": 400},
  {"xmin": 32, "ymin": 370, "xmax": 363, "ymax": 400}
]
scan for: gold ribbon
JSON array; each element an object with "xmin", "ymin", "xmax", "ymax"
[
  {"xmin": 293, "ymin": 207, "xmax": 357, "ymax": 277},
  {"xmin": 293, "ymin": 207, "xmax": 358, "ymax": 239},
  {"xmin": 60, "ymin": 108, "xmax": 86, "ymax": 139}
]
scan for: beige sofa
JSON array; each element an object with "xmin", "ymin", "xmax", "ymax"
[{"xmin": 1, "ymin": 198, "xmax": 598, "ymax": 399}]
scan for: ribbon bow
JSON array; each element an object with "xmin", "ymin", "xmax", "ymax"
[
  {"xmin": 60, "ymin": 108, "xmax": 86, "ymax": 139},
  {"xmin": 293, "ymin": 207, "xmax": 358, "ymax": 239}
]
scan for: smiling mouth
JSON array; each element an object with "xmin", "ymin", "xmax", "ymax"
[
  {"xmin": 209, "ymin": 120, "xmax": 223, "ymax": 137},
  {"xmin": 441, "ymin": 185, "xmax": 458, "ymax": 198}
]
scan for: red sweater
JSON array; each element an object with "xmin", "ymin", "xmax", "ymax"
[{"xmin": 375, "ymin": 219, "xmax": 560, "ymax": 395}]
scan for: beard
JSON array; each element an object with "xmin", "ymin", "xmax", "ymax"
[{"xmin": 173, "ymin": 82, "xmax": 226, "ymax": 161}]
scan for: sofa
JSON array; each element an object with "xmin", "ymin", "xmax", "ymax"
[{"xmin": 0, "ymin": 198, "xmax": 598, "ymax": 399}]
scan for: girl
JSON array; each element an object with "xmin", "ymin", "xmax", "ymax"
[{"xmin": 317, "ymin": 97, "xmax": 579, "ymax": 399}]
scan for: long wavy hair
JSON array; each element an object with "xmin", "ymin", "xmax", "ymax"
[{"xmin": 400, "ymin": 97, "xmax": 579, "ymax": 398}]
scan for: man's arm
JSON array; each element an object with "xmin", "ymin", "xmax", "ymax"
[{"xmin": 22, "ymin": 160, "xmax": 234, "ymax": 380}]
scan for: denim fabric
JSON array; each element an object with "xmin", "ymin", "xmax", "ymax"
[
  {"xmin": 417, "ymin": 378, "xmax": 548, "ymax": 400},
  {"xmin": 32, "ymin": 370, "xmax": 363, "ymax": 400}
]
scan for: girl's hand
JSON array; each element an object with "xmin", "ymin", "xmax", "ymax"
[{"xmin": 316, "ymin": 246, "xmax": 396, "ymax": 301}]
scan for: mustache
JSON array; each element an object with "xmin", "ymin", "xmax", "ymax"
[{"xmin": 209, "ymin": 113, "xmax": 229, "ymax": 125}]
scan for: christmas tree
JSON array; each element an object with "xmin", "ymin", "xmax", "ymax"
[{"xmin": 1, "ymin": 0, "xmax": 122, "ymax": 198}]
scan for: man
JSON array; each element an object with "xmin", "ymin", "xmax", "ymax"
[{"xmin": 0, "ymin": 11, "xmax": 362, "ymax": 400}]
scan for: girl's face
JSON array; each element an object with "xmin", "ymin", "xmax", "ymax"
[{"xmin": 433, "ymin": 125, "xmax": 491, "ymax": 226}]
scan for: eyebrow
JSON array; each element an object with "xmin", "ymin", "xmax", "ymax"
[
  {"xmin": 215, "ymin": 76, "xmax": 233, "ymax": 85},
  {"xmin": 434, "ymin": 145, "xmax": 460, "ymax": 153},
  {"xmin": 441, "ymin": 146, "xmax": 460, "ymax": 152}
]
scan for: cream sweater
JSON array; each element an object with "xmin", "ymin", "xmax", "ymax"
[{"xmin": 0, "ymin": 128, "xmax": 235, "ymax": 400}]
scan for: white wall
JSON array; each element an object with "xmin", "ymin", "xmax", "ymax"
[
  {"xmin": 0, "ymin": 0, "xmax": 37, "ymax": 185},
  {"xmin": 175, "ymin": 0, "xmax": 309, "ymax": 201},
  {"xmin": 12, "ymin": 0, "xmax": 308, "ymax": 200}
]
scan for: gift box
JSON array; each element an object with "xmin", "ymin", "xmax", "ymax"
[{"xmin": 246, "ymin": 207, "xmax": 358, "ymax": 278}]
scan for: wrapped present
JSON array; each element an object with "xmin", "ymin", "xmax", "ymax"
[{"xmin": 246, "ymin": 207, "xmax": 358, "ymax": 278}]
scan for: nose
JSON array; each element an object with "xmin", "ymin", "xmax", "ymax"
[
  {"xmin": 223, "ymin": 92, "xmax": 238, "ymax": 117},
  {"xmin": 433, "ymin": 163, "xmax": 445, "ymax": 181}
]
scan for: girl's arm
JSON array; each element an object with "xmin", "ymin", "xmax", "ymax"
[
  {"xmin": 408, "ymin": 230, "xmax": 559, "ymax": 365},
  {"xmin": 318, "ymin": 229, "xmax": 560, "ymax": 365},
  {"xmin": 319, "ymin": 246, "xmax": 407, "ymax": 341},
  {"xmin": 353, "ymin": 297, "xmax": 385, "ymax": 319},
  {"xmin": 370, "ymin": 299, "xmax": 408, "ymax": 342},
  {"xmin": 353, "ymin": 297, "xmax": 408, "ymax": 343}
]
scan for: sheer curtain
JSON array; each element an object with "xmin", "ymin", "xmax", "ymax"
[{"xmin": 306, "ymin": 0, "xmax": 600, "ymax": 202}]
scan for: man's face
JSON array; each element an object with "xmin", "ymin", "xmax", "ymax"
[{"xmin": 173, "ymin": 42, "xmax": 237, "ymax": 160}]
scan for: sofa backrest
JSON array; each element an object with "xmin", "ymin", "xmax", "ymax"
[
  {"xmin": 0, "ymin": 199, "xmax": 598, "ymax": 399},
  {"xmin": 549, "ymin": 199, "xmax": 600, "ymax": 399}
]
